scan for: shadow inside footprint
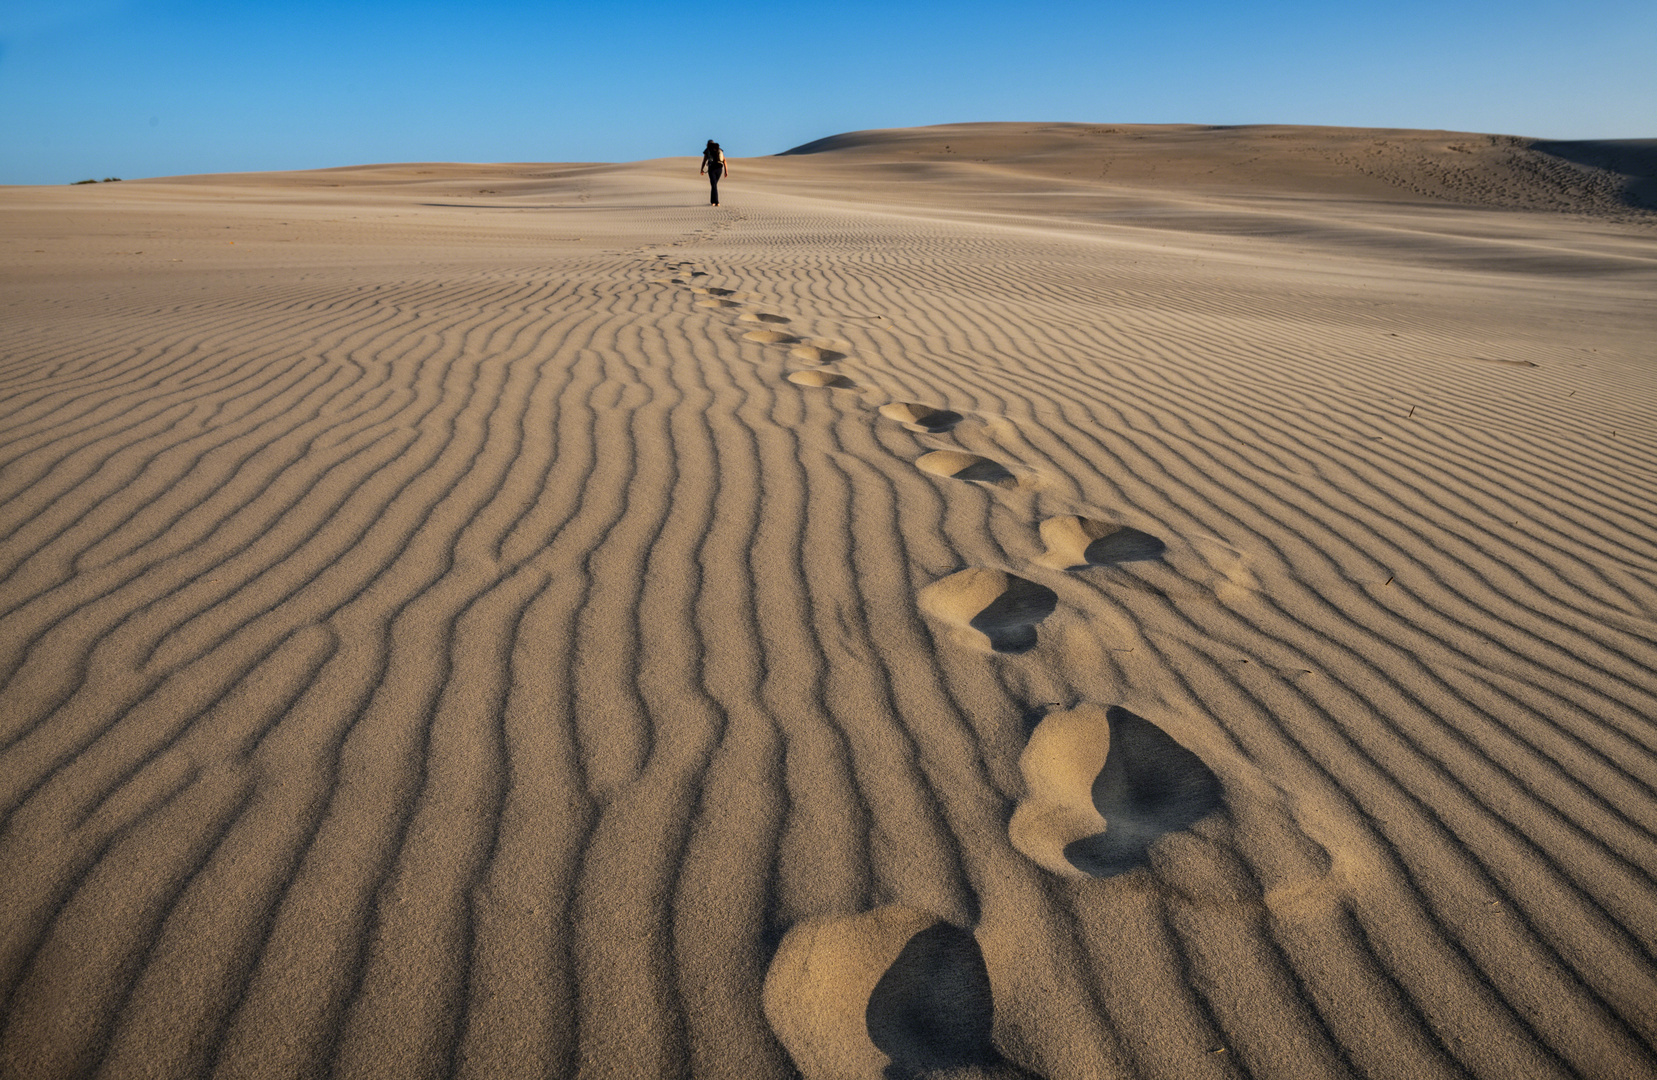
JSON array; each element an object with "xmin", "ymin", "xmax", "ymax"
[
  {"xmin": 880, "ymin": 403, "xmax": 965, "ymax": 433},
  {"xmin": 951, "ymin": 460, "xmax": 1014, "ymax": 485},
  {"xmin": 764, "ymin": 907, "xmax": 1046, "ymax": 1080},
  {"xmin": 921, "ymin": 568, "xmax": 1057, "ymax": 654},
  {"xmin": 867, "ymin": 923, "xmax": 1005, "ymax": 1079},
  {"xmin": 789, "ymin": 369, "xmax": 858, "ymax": 389},
  {"xmin": 916, "ymin": 451, "xmax": 1018, "ymax": 488},
  {"xmin": 791, "ymin": 344, "xmax": 848, "ymax": 363},
  {"xmin": 741, "ymin": 312, "xmax": 791, "ymax": 324},
  {"xmin": 1038, "ymin": 516, "xmax": 1165, "ymax": 569},
  {"xmin": 1085, "ymin": 528, "xmax": 1165, "ymax": 564},
  {"xmin": 1062, "ymin": 707, "xmax": 1224, "ymax": 877},
  {"xmin": 968, "ymin": 578, "xmax": 1059, "ymax": 654}
]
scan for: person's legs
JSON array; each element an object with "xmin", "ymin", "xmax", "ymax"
[{"xmin": 709, "ymin": 166, "xmax": 722, "ymax": 205}]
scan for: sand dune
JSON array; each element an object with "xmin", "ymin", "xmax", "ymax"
[{"xmin": 2, "ymin": 123, "xmax": 1655, "ymax": 1079}]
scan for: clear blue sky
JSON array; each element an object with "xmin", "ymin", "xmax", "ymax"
[{"xmin": 3, "ymin": 0, "xmax": 1653, "ymax": 185}]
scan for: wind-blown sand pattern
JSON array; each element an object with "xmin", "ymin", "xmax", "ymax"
[{"xmin": 2, "ymin": 124, "xmax": 1656, "ymax": 1079}]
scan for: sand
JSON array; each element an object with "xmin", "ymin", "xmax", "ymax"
[{"xmin": 1, "ymin": 123, "xmax": 1655, "ymax": 1079}]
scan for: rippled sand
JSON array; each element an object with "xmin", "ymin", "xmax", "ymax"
[{"xmin": 2, "ymin": 125, "xmax": 1655, "ymax": 1079}]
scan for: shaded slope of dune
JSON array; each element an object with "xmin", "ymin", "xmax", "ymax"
[
  {"xmin": 1, "ymin": 128, "xmax": 1656, "ymax": 1079},
  {"xmin": 777, "ymin": 122, "xmax": 1657, "ymax": 216}
]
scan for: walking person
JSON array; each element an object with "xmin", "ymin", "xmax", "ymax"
[{"xmin": 701, "ymin": 140, "xmax": 728, "ymax": 206}]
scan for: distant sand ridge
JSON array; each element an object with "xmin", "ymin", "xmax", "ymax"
[{"xmin": 2, "ymin": 123, "xmax": 1655, "ymax": 1079}]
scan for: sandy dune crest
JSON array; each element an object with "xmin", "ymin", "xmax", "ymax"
[{"xmin": 2, "ymin": 124, "xmax": 1655, "ymax": 1079}]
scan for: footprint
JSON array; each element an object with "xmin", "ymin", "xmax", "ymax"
[
  {"xmin": 764, "ymin": 906, "xmax": 1040, "ymax": 1080},
  {"xmin": 790, "ymin": 344, "xmax": 848, "ymax": 363},
  {"xmin": 692, "ymin": 286, "xmax": 738, "ymax": 296},
  {"xmin": 1008, "ymin": 707, "xmax": 1111, "ymax": 875},
  {"xmin": 1009, "ymin": 705, "xmax": 1223, "ymax": 879},
  {"xmin": 742, "ymin": 330, "xmax": 799, "ymax": 344},
  {"xmin": 919, "ymin": 568, "xmax": 1057, "ymax": 654},
  {"xmin": 1035, "ymin": 516, "xmax": 1166, "ymax": 570},
  {"xmin": 1055, "ymin": 533, "xmax": 1256, "ymax": 607},
  {"xmin": 697, "ymin": 298, "xmax": 742, "ymax": 308},
  {"xmin": 789, "ymin": 369, "xmax": 859, "ymax": 390},
  {"xmin": 879, "ymin": 403, "xmax": 964, "ymax": 433},
  {"xmin": 1184, "ymin": 536, "xmax": 1259, "ymax": 604},
  {"xmin": 741, "ymin": 312, "xmax": 792, "ymax": 324},
  {"xmin": 915, "ymin": 451, "xmax": 1020, "ymax": 489}
]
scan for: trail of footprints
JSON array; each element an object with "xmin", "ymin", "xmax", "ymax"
[{"xmin": 650, "ymin": 255, "xmax": 1227, "ymax": 1079}]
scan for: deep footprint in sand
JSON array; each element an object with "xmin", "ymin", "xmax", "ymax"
[
  {"xmin": 697, "ymin": 298, "xmax": 742, "ymax": 309},
  {"xmin": 1089, "ymin": 534, "xmax": 1258, "ymax": 605},
  {"xmin": 915, "ymin": 450, "xmax": 1021, "ymax": 489},
  {"xmin": 789, "ymin": 369, "xmax": 859, "ymax": 390},
  {"xmin": 790, "ymin": 342, "xmax": 849, "ymax": 363},
  {"xmin": 1036, "ymin": 516, "xmax": 1166, "ymax": 570},
  {"xmin": 919, "ymin": 568, "xmax": 1058, "ymax": 654},
  {"xmin": 742, "ymin": 330, "xmax": 799, "ymax": 344},
  {"xmin": 1009, "ymin": 705, "xmax": 1223, "ymax": 878},
  {"xmin": 741, "ymin": 312, "xmax": 792, "ymax": 324},
  {"xmin": 692, "ymin": 286, "xmax": 738, "ymax": 296},
  {"xmin": 764, "ymin": 906, "xmax": 1042, "ymax": 1080},
  {"xmin": 879, "ymin": 402, "xmax": 965, "ymax": 433}
]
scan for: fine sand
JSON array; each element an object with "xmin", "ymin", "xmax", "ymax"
[{"xmin": 2, "ymin": 123, "xmax": 1655, "ymax": 1079}]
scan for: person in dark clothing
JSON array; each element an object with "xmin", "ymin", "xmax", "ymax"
[{"xmin": 700, "ymin": 140, "xmax": 728, "ymax": 206}]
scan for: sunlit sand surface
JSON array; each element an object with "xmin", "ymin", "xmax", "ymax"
[{"xmin": 2, "ymin": 124, "xmax": 1655, "ymax": 1079}]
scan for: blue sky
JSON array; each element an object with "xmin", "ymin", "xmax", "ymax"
[{"xmin": 2, "ymin": 0, "xmax": 1652, "ymax": 184}]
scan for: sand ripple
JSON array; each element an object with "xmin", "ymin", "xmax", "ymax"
[{"xmin": 2, "ymin": 135, "xmax": 1655, "ymax": 1078}]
